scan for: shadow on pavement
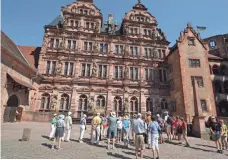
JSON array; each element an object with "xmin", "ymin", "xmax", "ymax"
[
  {"xmin": 122, "ymin": 151, "xmax": 135, "ymax": 156},
  {"xmin": 195, "ymin": 144, "xmax": 217, "ymax": 149},
  {"xmin": 107, "ymin": 152, "xmax": 131, "ymax": 159},
  {"xmin": 188, "ymin": 146, "xmax": 215, "ymax": 153},
  {"xmin": 164, "ymin": 140, "xmax": 181, "ymax": 145},
  {"xmin": 41, "ymin": 135, "xmax": 50, "ymax": 140},
  {"xmin": 41, "ymin": 143, "xmax": 52, "ymax": 149}
]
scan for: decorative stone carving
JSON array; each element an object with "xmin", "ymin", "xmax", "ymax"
[
  {"xmin": 124, "ymin": 24, "xmax": 129, "ymax": 35},
  {"xmin": 92, "ymin": 61, "xmax": 98, "ymax": 77},
  {"xmin": 154, "ymin": 99, "xmax": 160, "ymax": 108},
  {"xmin": 51, "ymin": 95, "xmax": 58, "ymax": 110},
  {"xmin": 56, "ymin": 61, "xmax": 63, "ymax": 75},
  {"xmin": 124, "ymin": 65, "xmax": 129, "ymax": 79},
  {"xmin": 88, "ymin": 96, "xmax": 95, "ymax": 111},
  {"xmin": 93, "ymin": 41, "xmax": 99, "ymax": 54},
  {"xmin": 95, "ymin": 22, "xmax": 99, "ymax": 31},
  {"xmin": 124, "ymin": 45, "xmax": 129, "ymax": 56},
  {"xmin": 124, "ymin": 98, "xmax": 130, "ymax": 113}
]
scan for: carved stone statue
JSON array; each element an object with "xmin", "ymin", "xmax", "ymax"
[
  {"xmin": 151, "ymin": 29, "xmax": 158, "ymax": 40},
  {"xmin": 93, "ymin": 41, "xmax": 99, "ymax": 53},
  {"xmin": 124, "ymin": 66, "xmax": 129, "ymax": 79},
  {"xmin": 51, "ymin": 96, "xmax": 58, "ymax": 110},
  {"xmin": 88, "ymin": 99, "xmax": 95, "ymax": 111},
  {"xmin": 92, "ymin": 61, "xmax": 98, "ymax": 77},
  {"xmin": 56, "ymin": 61, "xmax": 63, "ymax": 74},
  {"xmin": 95, "ymin": 22, "xmax": 99, "ymax": 31},
  {"xmin": 124, "ymin": 45, "xmax": 129, "ymax": 56},
  {"xmin": 124, "ymin": 99, "xmax": 130, "ymax": 113}
]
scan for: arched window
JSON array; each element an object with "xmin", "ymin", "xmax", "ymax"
[
  {"xmin": 7, "ymin": 95, "xmax": 19, "ymax": 107},
  {"xmin": 161, "ymin": 99, "xmax": 168, "ymax": 110},
  {"xmin": 40, "ymin": 93, "xmax": 50, "ymax": 110},
  {"xmin": 130, "ymin": 97, "xmax": 138, "ymax": 113},
  {"xmin": 78, "ymin": 95, "xmax": 87, "ymax": 111},
  {"xmin": 146, "ymin": 98, "xmax": 153, "ymax": 113},
  {"xmin": 96, "ymin": 95, "xmax": 105, "ymax": 108},
  {"xmin": 212, "ymin": 65, "xmax": 219, "ymax": 75},
  {"xmin": 213, "ymin": 80, "xmax": 223, "ymax": 93},
  {"xmin": 224, "ymin": 81, "xmax": 228, "ymax": 94},
  {"xmin": 60, "ymin": 94, "xmax": 70, "ymax": 111},
  {"xmin": 114, "ymin": 96, "xmax": 122, "ymax": 111},
  {"xmin": 220, "ymin": 65, "xmax": 227, "ymax": 76}
]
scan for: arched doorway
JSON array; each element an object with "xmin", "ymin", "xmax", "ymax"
[{"xmin": 4, "ymin": 95, "xmax": 19, "ymax": 122}]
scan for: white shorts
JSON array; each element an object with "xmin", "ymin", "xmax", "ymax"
[{"xmin": 151, "ymin": 134, "xmax": 159, "ymax": 150}]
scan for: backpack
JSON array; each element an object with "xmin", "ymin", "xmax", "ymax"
[{"xmin": 167, "ymin": 116, "xmax": 172, "ymax": 125}]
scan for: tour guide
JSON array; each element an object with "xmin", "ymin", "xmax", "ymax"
[{"xmin": 133, "ymin": 113, "xmax": 147, "ymax": 159}]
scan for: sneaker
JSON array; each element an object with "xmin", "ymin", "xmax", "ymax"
[
  {"xmin": 156, "ymin": 157, "xmax": 159, "ymax": 159},
  {"xmin": 217, "ymin": 150, "xmax": 220, "ymax": 153},
  {"xmin": 220, "ymin": 150, "xmax": 223, "ymax": 154}
]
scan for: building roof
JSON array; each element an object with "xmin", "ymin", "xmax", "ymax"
[
  {"xmin": 17, "ymin": 46, "xmax": 41, "ymax": 69},
  {"xmin": 1, "ymin": 31, "xmax": 31, "ymax": 67},
  {"xmin": 45, "ymin": 15, "xmax": 64, "ymax": 27}
]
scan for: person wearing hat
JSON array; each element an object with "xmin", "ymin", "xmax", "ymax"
[
  {"xmin": 52, "ymin": 114, "xmax": 66, "ymax": 150},
  {"xmin": 133, "ymin": 113, "xmax": 147, "ymax": 159},
  {"xmin": 79, "ymin": 114, "xmax": 87, "ymax": 143},
  {"xmin": 122, "ymin": 115, "xmax": 130, "ymax": 148},
  {"xmin": 64, "ymin": 112, "xmax": 73, "ymax": 142},
  {"xmin": 107, "ymin": 112, "xmax": 117, "ymax": 150},
  {"xmin": 49, "ymin": 113, "xmax": 57, "ymax": 140},
  {"xmin": 91, "ymin": 112, "xmax": 102, "ymax": 145}
]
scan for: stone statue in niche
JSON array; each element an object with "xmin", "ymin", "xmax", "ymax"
[
  {"xmin": 124, "ymin": 45, "xmax": 130, "ymax": 56},
  {"xmin": 56, "ymin": 61, "xmax": 63, "ymax": 75},
  {"xmin": 88, "ymin": 98, "xmax": 95, "ymax": 111},
  {"xmin": 124, "ymin": 65, "xmax": 129, "ymax": 79},
  {"xmin": 92, "ymin": 61, "xmax": 98, "ymax": 77},
  {"xmin": 124, "ymin": 99, "xmax": 130, "ymax": 113},
  {"xmin": 51, "ymin": 95, "xmax": 58, "ymax": 110},
  {"xmin": 93, "ymin": 41, "xmax": 99, "ymax": 54}
]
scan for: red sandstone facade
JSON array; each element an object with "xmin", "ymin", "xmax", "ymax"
[{"xmin": 2, "ymin": 0, "xmax": 225, "ymax": 124}]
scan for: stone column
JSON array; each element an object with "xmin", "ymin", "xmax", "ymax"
[
  {"xmin": 71, "ymin": 87, "xmax": 78, "ymax": 118},
  {"xmin": 75, "ymin": 60, "xmax": 80, "ymax": 78},
  {"xmin": 140, "ymin": 91, "xmax": 146, "ymax": 114},
  {"xmin": 107, "ymin": 88, "xmax": 113, "ymax": 114}
]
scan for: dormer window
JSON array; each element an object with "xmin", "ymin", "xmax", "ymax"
[
  {"xmin": 188, "ymin": 38, "xmax": 195, "ymax": 46},
  {"xmin": 209, "ymin": 40, "xmax": 216, "ymax": 49}
]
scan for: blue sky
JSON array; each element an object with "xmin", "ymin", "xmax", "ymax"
[{"xmin": 2, "ymin": 0, "xmax": 228, "ymax": 47}]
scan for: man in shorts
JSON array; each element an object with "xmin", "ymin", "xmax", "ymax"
[
  {"xmin": 107, "ymin": 112, "xmax": 117, "ymax": 150},
  {"xmin": 133, "ymin": 113, "xmax": 147, "ymax": 159}
]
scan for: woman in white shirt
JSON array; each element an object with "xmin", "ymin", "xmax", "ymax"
[{"xmin": 117, "ymin": 116, "xmax": 123, "ymax": 143}]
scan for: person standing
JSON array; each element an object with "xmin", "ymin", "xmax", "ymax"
[
  {"xmin": 117, "ymin": 116, "xmax": 123, "ymax": 143},
  {"xmin": 107, "ymin": 112, "xmax": 117, "ymax": 150},
  {"xmin": 180, "ymin": 117, "xmax": 190, "ymax": 147},
  {"xmin": 164, "ymin": 112, "xmax": 172, "ymax": 142},
  {"xmin": 220, "ymin": 120, "xmax": 227, "ymax": 150},
  {"xmin": 79, "ymin": 114, "xmax": 87, "ymax": 143},
  {"xmin": 208, "ymin": 116, "xmax": 222, "ymax": 153},
  {"xmin": 52, "ymin": 114, "xmax": 65, "ymax": 150},
  {"xmin": 64, "ymin": 112, "xmax": 73, "ymax": 142},
  {"xmin": 122, "ymin": 115, "xmax": 130, "ymax": 148},
  {"xmin": 49, "ymin": 113, "xmax": 57, "ymax": 140},
  {"xmin": 133, "ymin": 113, "xmax": 147, "ymax": 159},
  {"xmin": 171, "ymin": 116, "xmax": 177, "ymax": 140},
  {"xmin": 91, "ymin": 113, "xmax": 102, "ymax": 145},
  {"xmin": 132, "ymin": 114, "xmax": 137, "ymax": 146},
  {"xmin": 156, "ymin": 114, "xmax": 164, "ymax": 144},
  {"xmin": 149, "ymin": 117, "xmax": 161, "ymax": 159},
  {"xmin": 102, "ymin": 115, "xmax": 108, "ymax": 137},
  {"xmin": 145, "ymin": 111, "xmax": 152, "ymax": 149}
]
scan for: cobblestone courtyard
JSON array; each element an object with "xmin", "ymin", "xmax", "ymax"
[{"xmin": 1, "ymin": 122, "xmax": 228, "ymax": 159}]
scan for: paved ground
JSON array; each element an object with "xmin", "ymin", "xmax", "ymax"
[{"xmin": 1, "ymin": 122, "xmax": 228, "ymax": 159}]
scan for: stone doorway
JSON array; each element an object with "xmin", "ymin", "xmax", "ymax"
[{"xmin": 3, "ymin": 95, "xmax": 19, "ymax": 122}]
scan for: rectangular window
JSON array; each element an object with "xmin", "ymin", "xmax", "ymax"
[
  {"xmin": 103, "ymin": 65, "xmax": 107, "ymax": 78},
  {"xmin": 55, "ymin": 39, "xmax": 60, "ymax": 48},
  {"xmin": 130, "ymin": 67, "xmax": 138, "ymax": 80},
  {"xmin": 75, "ymin": 21, "xmax": 79, "ymax": 27},
  {"xmin": 46, "ymin": 61, "xmax": 51, "ymax": 74},
  {"xmin": 51, "ymin": 61, "xmax": 56, "ymax": 75},
  {"xmin": 91, "ymin": 23, "xmax": 94, "ymax": 29},
  {"xmin": 89, "ymin": 42, "xmax": 92, "ymax": 51},
  {"xmin": 134, "ymin": 47, "xmax": 138, "ymax": 56},
  {"xmin": 148, "ymin": 30, "xmax": 152, "ymax": 36},
  {"xmin": 158, "ymin": 49, "xmax": 162, "ymax": 58},
  {"xmin": 70, "ymin": 20, "xmax": 74, "ymax": 27},
  {"xmin": 145, "ymin": 68, "xmax": 148, "ymax": 80},
  {"xmin": 130, "ymin": 47, "xmax": 134, "ymax": 56},
  {"xmin": 82, "ymin": 64, "xmax": 86, "ymax": 76},
  {"xmin": 64, "ymin": 62, "xmax": 68, "ymax": 75},
  {"xmin": 98, "ymin": 65, "xmax": 107, "ymax": 78},
  {"xmin": 144, "ymin": 48, "xmax": 148, "ymax": 57},
  {"xmin": 189, "ymin": 59, "xmax": 200, "ymax": 68},
  {"xmin": 144, "ymin": 29, "xmax": 147, "ymax": 35},
  {"xmin": 86, "ymin": 22, "xmax": 90, "ymax": 29},
  {"xmin": 191, "ymin": 76, "xmax": 204, "ymax": 88},
  {"xmin": 188, "ymin": 38, "xmax": 195, "ymax": 46},
  {"xmin": 162, "ymin": 50, "xmax": 166, "ymax": 58},
  {"xmin": 200, "ymin": 100, "xmax": 207, "ymax": 112},
  {"xmin": 84, "ymin": 42, "xmax": 92, "ymax": 51},
  {"xmin": 84, "ymin": 42, "xmax": 87, "ymax": 51},
  {"xmin": 114, "ymin": 66, "xmax": 123, "ymax": 79},
  {"xmin": 69, "ymin": 63, "xmax": 74, "ymax": 76},
  {"xmin": 50, "ymin": 39, "xmax": 54, "ymax": 48},
  {"xmin": 87, "ymin": 64, "xmax": 91, "ymax": 76},
  {"xmin": 68, "ymin": 40, "xmax": 71, "ymax": 49},
  {"xmin": 119, "ymin": 66, "xmax": 123, "ymax": 79},
  {"xmin": 100, "ymin": 43, "xmax": 108, "ymax": 53},
  {"xmin": 72, "ymin": 41, "xmax": 76, "ymax": 50},
  {"xmin": 115, "ymin": 45, "xmax": 123, "ymax": 54},
  {"xmin": 98, "ymin": 65, "xmax": 102, "ymax": 77},
  {"xmin": 163, "ymin": 70, "xmax": 167, "ymax": 82},
  {"xmin": 114, "ymin": 66, "xmax": 118, "ymax": 79}
]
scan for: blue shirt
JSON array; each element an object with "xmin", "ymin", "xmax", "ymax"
[
  {"xmin": 133, "ymin": 118, "xmax": 146, "ymax": 134},
  {"xmin": 149, "ymin": 121, "xmax": 160, "ymax": 134},
  {"xmin": 122, "ymin": 119, "xmax": 130, "ymax": 130},
  {"xmin": 108, "ymin": 117, "xmax": 117, "ymax": 130},
  {"xmin": 80, "ymin": 118, "xmax": 86, "ymax": 125}
]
